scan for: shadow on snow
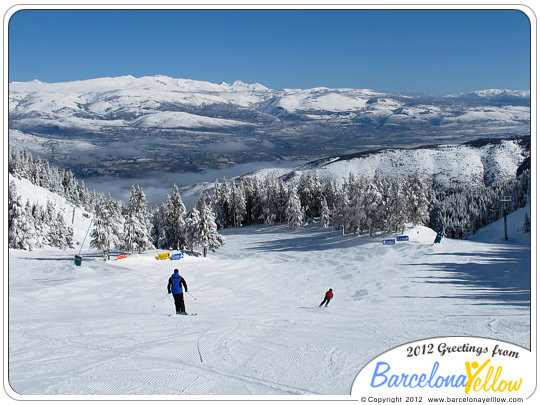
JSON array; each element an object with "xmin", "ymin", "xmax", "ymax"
[{"xmin": 406, "ymin": 245, "xmax": 530, "ymax": 307}]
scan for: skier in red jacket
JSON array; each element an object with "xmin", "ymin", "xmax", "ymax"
[{"xmin": 319, "ymin": 288, "xmax": 333, "ymax": 307}]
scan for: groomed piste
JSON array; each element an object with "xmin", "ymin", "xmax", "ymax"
[{"xmin": 8, "ymin": 198, "xmax": 530, "ymax": 395}]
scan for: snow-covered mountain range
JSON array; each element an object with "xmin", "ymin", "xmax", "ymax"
[{"xmin": 9, "ymin": 75, "xmax": 530, "ymax": 178}]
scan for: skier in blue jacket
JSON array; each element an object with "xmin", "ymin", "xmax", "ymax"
[{"xmin": 167, "ymin": 269, "xmax": 188, "ymax": 314}]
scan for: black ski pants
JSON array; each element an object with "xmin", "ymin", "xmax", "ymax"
[
  {"xmin": 173, "ymin": 293, "xmax": 186, "ymax": 314},
  {"xmin": 320, "ymin": 297, "xmax": 332, "ymax": 307}
]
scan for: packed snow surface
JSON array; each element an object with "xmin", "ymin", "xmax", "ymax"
[{"xmin": 8, "ymin": 197, "xmax": 530, "ymax": 396}]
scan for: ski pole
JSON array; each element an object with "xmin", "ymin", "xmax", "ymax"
[{"xmin": 187, "ymin": 291, "xmax": 197, "ymax": 301}]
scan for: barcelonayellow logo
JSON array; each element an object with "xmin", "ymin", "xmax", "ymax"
[{"xmin": 351, "ymin": 337, "xmax": 533, "ymax": 398}]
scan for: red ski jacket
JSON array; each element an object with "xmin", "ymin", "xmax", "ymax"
[{"xmin": 325, "ymin": 289, "xmax": 333, "ymax": 298}]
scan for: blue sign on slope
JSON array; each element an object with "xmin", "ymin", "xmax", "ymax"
[
  {"xmin": 382, "ymin": 239, "xmax": 395, "ymax": 245},
  {"xmin": 396, "ymin": 235, "xmax": 409, "ymax": 242}
]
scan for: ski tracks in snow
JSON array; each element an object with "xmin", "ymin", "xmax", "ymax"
[{"xmin": 8, "ymin": 223, "xmax": 530, "ymax": 395}]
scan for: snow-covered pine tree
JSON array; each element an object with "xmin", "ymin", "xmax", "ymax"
[
  {"xmin": 123, "ymin": 185, "xmax": 154, "ymax": 254},
  {"xmin": 28, "ymin": 202, "xmax": 46, "ymax": 248},
  {"xmin": 333, "ymin": 185, "xmax": 350, "ymax": 235},
  {"xmin": 49, "ymin": 211, "xmax": 73, "ymax": 249},
  {"xmin": 43, "ymin": 199, "xmax": 59, "ymax": 247},
  {"xmin": 321, "ymin": 177, "xmax": 338, "ymax": 211},
  {"xmin": 197, "ymin": 199, "xmax": 225, "ymax": 257},
  {"xmin": 320, "ymin": 197, "xmax": 331, "ymax": 228},
  {"xmin": 8, "ymin": 149, "xmax": 20, "ymax": 177},
  {"xmin": 152, "ymin": 203, "xmax": 168, "ymax": 249},
  {"xmin": 24, "ymin": 201, "xmax": 43, "ymax": 249},
  {"xmin": 362, "ymin": 179, "xmax": 385, "ymax": 237},
  {"xmin": 247, "ymin": 177, "xmax": 265, "ymax": 225},
  {"xmin": 345, "ymin": 174, "xmax": 371, "ymax": 235},
  {"xmin": 8, "ymin": 181, "xmax": 34, "ymax": 250},
  {"xmin": 62, "ymin": 170, "xmax": 80, "ymax": 206},
  {"xmin": 239, "ymin": 177, "xmax": 254, "ymax": 225},
  {"xmin": 384, "ymin": 177, "xmax": 409, "ymax": 234},
  {"xmin": 230, "ymin": 181, "xmax": 247, "ymax": 228},
  {"xmin": 48, "ymin": 166, "xmax": 64, "ymax": 195},
  {"xmin": 158, "ymin": 184, "xmax": 187, "ymax": 250},
  {"xmin": 297, "ymin": 172, "xmax": 320, "ymax": 220},
  {"xmin": 65, "ymin": 224, "xmax": 75, "ymax": 249},
  {"xmin": 184, "ymin": 206, "xmax": 201, "ymax": 254},
  {"xmin": 286, "ymin": 184, "xmax": 305, "ymax": 230},
  {"xmin": 90, "ymin": 195, "xmax": 124, "ymax": 260},
  {"xmin": 405, "ymin": 173, "xmax": 431, "ymax": 228},
  {"xmin": 212, "ymin": 178, "xmax": 233, "ymax": 229},
  {"xmin": 211, "ymin": 179, "xmax": 227, "ymax": 229},
  {"xmin": 260, "ymin": 176, "xmax": 280, "ymax": 227}
]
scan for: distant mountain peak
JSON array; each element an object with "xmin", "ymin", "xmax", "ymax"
[{"xmin": 444, "ymin": 89, "xmax": 530, "ymax": 99}]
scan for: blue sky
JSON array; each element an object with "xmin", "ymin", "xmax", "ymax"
[{"xmin": 8, "ymin": 9, "xmax": 531, "ymax": 94}]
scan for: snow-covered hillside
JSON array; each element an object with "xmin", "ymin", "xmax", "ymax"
[
  {"xmin": 8, "ymin": 75, "xmax": 530, "ymax": 178},
  {"xmin": 7, "ymin": 175, "xmax": 531, "ymax": 396},
  {"xmin": 9, "ymin": 173, "xmax": 93, "ymax": 245},
  {"xmin": 248, "ymin": 137, "xmax": 529, "ymax": 188}
]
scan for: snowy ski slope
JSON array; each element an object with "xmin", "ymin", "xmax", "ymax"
[{"xmin": 7, "ymin": 176, "xmax": 531, "ymax": 396}]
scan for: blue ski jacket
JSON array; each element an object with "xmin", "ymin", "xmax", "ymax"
[{"xmin": 168, "ymin": 273, "xmax": 188, "ymax": 295}]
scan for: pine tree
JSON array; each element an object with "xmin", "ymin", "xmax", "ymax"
[
  {"xmin": 152, "ymin": 204, "xmax": 168, "ymax": 249},
  {"xmin": 243, "ymin": 177, "xmax": 264, "ymax": 225},
  {"xmin": 66, "ymin": 225, "xmax": 75, "ymax": 249},
  {"xmin": 385, "ymin": 177, "xmax": 409, "ymax": 234},
  {"xmin": 62, "ymin": 170, "xmax": 80, "ymax": 205},
  {"xmin": 8, "ymin": 181, "xmax": 34, "ymax": 250},
  {"xmin": 406, "ymin": 173, "xmax": 431, "ymax": 227},
  {"xmin": 333, "ymin": 186, "xmax": 350, "ymax": 235},
  {"xmin": 286, "ymin": 184, "xmax": 305, "ymax": 230},
  {"xmin": 298, "ymin": 172, "xmax": 319, "ymax": 220},
  {"xmin": 184, "ymin": 206, "xmax": 201, "ymax": 253},
  {"xmin": 160, "ymin": 184, "xmax": 187, "ymax": 250},
  {"xmin": 320, "ymin": 197, "xmax": 331, "ymax": 228},
  {"xmin": 230, "ymin": 182, "xmax": 247, "ymax": 228},
  {"xmin": 198, "ymin": 199, "xmax": 225, "ymax": 257},
  {"xmin": 23, "ymin": 201, "xmax": 42, "ymax": 248},
  {"xmin": 260, "ymin": 177, "xmax": 280, "ymax": 227},
  {"xmin": 346, "ymin": 174, "xmax": 370, "ymax": 235},
  {"xmin": 212, "ymin": 178, "xmax": 231, "ymax": 229},
  {"xmin": 363, "ymin": 180, "xmax": 384, "ymax": 236},
  {"xmin": 90, "ymin": 196, "xmax": 123, "ymax": 260},
  {"xmin": 49, "ymin": 211, "xmax": 72, "ymax": 249},
  {"xmin": 124, "ymin": 185, "xmax": 154, "ymax": 254}
]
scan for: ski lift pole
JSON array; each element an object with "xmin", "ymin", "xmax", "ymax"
[
  {"xmin": 74, "ymin": 216, "xmax": 93, "ymax": 266},
  {"xmin": 500, "ymin": 197, "xmax": 511, "ymax": 241},
  {"xmin": 78, "ymin": 215, "xmax": 94, "ymax": 255}
]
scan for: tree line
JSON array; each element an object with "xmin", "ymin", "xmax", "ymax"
[
  {"xmin": 209, "ymin": 169, "xmax": 530, "ymax": 239},
  {"xmin": 8, "ymin": 147, "xmax": 531, "ymax": 257},
  {"xmin": 8, "ymin": 148, "xmax": 224, "ymax": 258}
]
